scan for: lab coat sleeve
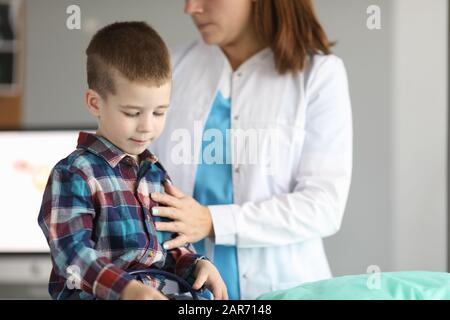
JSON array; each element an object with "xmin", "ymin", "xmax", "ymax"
[{"xmin": 209, "ymin": 56, "xmax": 353, "ymax": 248}]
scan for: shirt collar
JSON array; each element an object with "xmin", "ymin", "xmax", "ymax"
[
  {"xmin": 77, "ymin": 131, "xmax": 158, "ymax": 168},
  {"xmin": 218, "ymin": 46, "xmax": 272, "ymax": 73}
]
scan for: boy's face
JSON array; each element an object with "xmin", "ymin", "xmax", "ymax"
[{"xmin": 85, "ymin": 72, "xmax": 171, "ymax": 160}]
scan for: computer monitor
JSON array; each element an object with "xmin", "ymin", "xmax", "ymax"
[{"xmin": 0, "ymin": 130, "xmax": 88, "ymax": 253}]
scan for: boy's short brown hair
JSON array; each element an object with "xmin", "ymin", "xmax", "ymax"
[{"xmin": 86, "ymin": 21, "xmax": 171, "ymax": 98}]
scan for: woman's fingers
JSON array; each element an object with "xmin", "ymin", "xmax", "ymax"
[
  {"xmin": 151, "ymin": 206, "xmax": 178, "ymax": 220},
  {"xmin": 163, "ymin": 181, "xmax": 185, "ymax": 198},
  {"xmin": 151, "ymin": 192, "xmax": 180, "ymax": 208},
  {"xmin": 162, "ymin": 234, "xmax": 189, "ymax": 250},
  {"xmin": 154, "ymin": 220, "xmax": 184, "ymax": 233},
  {"xmin": 152, "ymin": 190, "xmax": 213, "ymax": 246}
]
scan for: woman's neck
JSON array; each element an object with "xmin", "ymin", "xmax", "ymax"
[{"xmin": 221, "ymin": 28, "xmax": 267, "ymax": 71}]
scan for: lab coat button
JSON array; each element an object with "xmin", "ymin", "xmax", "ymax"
[
  {"xmin": 233, "ymin": 115, "xmax": 239, "ymax": 121},
  {"xmin": 235, "ymin": 166, "xmax": 240, "ymax": 174}
]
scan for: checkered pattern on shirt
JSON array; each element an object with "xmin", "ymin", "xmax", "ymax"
[{"xmin": 38, "ymin": 132, "xmax": 203, "ymax": 300}]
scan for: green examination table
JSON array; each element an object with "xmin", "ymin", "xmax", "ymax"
[{"xmin": 257, "ymin": 271, "xmax": 450, "ymax": 300}]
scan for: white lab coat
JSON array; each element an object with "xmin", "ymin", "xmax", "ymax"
[{"xmin": 151, "ymin": 41, "xmax": 353, "ymax": 299}]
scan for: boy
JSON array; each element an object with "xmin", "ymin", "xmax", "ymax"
[{"xmin": 38, "ymin": 21, "xmax": 227, "ymax": 300}]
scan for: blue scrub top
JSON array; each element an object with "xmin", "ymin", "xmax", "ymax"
[{"xmin": 193, "ymin": 91, "xmax": 240, "ymax": 300}]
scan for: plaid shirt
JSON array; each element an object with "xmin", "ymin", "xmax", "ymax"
[{"xmin": 38, "ymin": 132, "xmax": 204, "ymax": 300}]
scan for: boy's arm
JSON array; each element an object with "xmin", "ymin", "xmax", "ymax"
[{"xmin": 38, "ymin": 167, "xmax": 134, "ymax": 300}]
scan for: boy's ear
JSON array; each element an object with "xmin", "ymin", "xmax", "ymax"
[{"xmin": 85, "ymin": 89, "xmax": 104, "ymax": 118}]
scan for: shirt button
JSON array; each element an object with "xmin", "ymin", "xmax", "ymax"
[{"xmin": 237, "ymin": 72, "xmax": 243, "ymax": 77}]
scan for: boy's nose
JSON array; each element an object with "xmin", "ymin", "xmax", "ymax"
[
  {"xmin": 184, "ymin": 0, "xmax": 203, "ymax": 15},
  {"xmin": 137, "ymin": 116, "xmax": 154, "ymax": 134}
]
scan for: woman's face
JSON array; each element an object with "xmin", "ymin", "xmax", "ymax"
[{"xmin": 184, "ymin": 0, "xmax": 255, "ymax": 47}]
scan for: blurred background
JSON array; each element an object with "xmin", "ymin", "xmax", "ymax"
[{"xmin": 0, "ymin": 0, "xmax": 447, "ymax": 299}]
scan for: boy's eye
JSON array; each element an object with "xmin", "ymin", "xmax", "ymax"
[
  {"xmin": 153, "ymin": 112, "xmax": 166, "ymax": 117},
  {"xmin": 123, "ymin": 112, "xmax": 140, "ymax": 117}
]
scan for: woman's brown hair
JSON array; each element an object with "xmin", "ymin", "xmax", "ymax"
[{"xmin": 253, "ymin": 0, "xmax": 334, "ymax": 74}]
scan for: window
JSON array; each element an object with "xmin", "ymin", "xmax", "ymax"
[
  {"xmin": 0, "ymin": 130, "xmax": 84, "ymax": 252},
  {"xmin": 0, "ymin": 0, "xmax": 19, "ymax": 94},
  {"xmin": 0, "ymin": 0, "xmax": 23, "ymax": 128}
]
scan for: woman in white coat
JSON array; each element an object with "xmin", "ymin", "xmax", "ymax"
[{"xmin": 151, "ymin": 0, "xmax": 353, "ymax": 300}]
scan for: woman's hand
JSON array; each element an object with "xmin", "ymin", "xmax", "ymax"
[
  {"xmin": 151, "ymin": 183, "xmax": 214, "ymax": 250},
  {"xmin": 193, "ymin": 259, "xmax": 228, "ymax": 300}
]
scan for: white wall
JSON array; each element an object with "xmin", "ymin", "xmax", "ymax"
[
  {"xmin": 391, "ymin": 0, "xmax": 448, "ymax": 271},
  {"xmin": 318, "ymin": 0, "xmax": 448, "ymax": 275},
  {"xmin": 317, "ymin": 0, "xmax": 395, "ymax": 275},
  {"xmin": 23, "ymin": 0, "xmax": 198, "ymax": 128}
]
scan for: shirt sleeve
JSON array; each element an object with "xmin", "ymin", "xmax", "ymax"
[
  {"xmin": 38, "ymin": 167, "xmax": 134, "ymax": 300},
  {"xmin": 209, "ymin": 56, "xmax": 353, "ymax": 247}
]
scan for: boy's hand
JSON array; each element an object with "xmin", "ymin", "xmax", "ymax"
[
  {"xmin": 192, "ymin": 260, "xmax": 228, "ymax": 300},
  {"xmin": 120, "ymin": 280, "xmax": 169, "ymax": 300}
]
